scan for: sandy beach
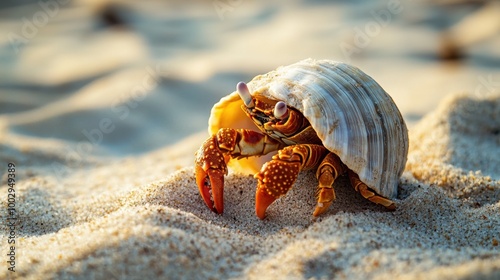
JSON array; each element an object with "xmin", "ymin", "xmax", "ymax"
[{"xmin": 1, "ymin": 0, "xmax": 499, "ymax": 279}]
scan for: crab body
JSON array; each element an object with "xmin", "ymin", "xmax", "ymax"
[{"xmin": 195, "ymin": 59, "xmax": 409, "ymax": 219}]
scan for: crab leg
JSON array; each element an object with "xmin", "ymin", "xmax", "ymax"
[
  {"xmin": 255, "ymin": 144, "xmax": 332, "ymax": 219},
  {"xmin": 195, "ymin": 128, "xmax": 283, "ymax": 214},
  {"xmin": 313, "ymin": 153, "xmax": 345, "ymax": 216},
  {"xmin": 347, "ymin": 170, "xmax": 396, "ymax": 210}
]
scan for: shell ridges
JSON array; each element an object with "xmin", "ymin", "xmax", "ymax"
[{"xmin": 208, "ymin": 59, "xmax": 409, "ymax": 198}]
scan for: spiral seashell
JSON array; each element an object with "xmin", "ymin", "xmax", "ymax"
[{"xmin": 209, "ymin": 59, "xmax": 408, "ymax": 199}]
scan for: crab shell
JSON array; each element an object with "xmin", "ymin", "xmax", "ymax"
[{"xmin": 208, "ymin": 59, "xmax": 408, "ymax": 199}]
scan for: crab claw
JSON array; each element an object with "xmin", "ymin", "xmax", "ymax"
[
  {"xmin": 254, "ymin": 159, "xmax": 300, "ymax": 219},
  {"xmin": 195, "ymin": 136, "xmax": 228, "ymax": 214},
  {"xmin": 195, "ymin": 165, "xmax": 225, "ymax": 213},
  {"xmin": 255, "ymin": 187, "xmax": 278, "ymax": 219}
]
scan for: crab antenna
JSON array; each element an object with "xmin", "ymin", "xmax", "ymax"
[
  {"xmin": 273, "ymin": 101, "xmax": 289, "ymax": 119},
  {"xmin": 237, "ymin": 82, "xmax": 254, "ymax": 108}
]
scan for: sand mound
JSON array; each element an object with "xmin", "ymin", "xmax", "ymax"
[{"xmin": 407, "ymin": 93, "xmax": 500, "ymax": 207}]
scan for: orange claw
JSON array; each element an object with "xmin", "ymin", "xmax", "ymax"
[
  {"xmin": 194, "ymin": 136, "xmax": 228, "ymax": 214},
  {"xmin": 254, "ymin": 158, "xmax": 301, "ymax": 219},
  {"xmin": 255, "ymin": 187, "xmax": 278, "ymax": 219},
  {"xmin": 195, "ymin": 165, "xmax": 225, "ymax": 214}
]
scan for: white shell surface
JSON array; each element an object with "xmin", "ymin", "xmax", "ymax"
[{"xmin": 209, "ymin": 59, "xmax": 408, "ymax": 198}]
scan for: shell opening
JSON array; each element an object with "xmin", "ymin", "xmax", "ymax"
[
  {"xmin": 237, "ymin": 82, "xmax": 255, "ymax": 108},
  {"xmin": 273, "ymin": 101, "xmax": 289, "ymax": 119}
]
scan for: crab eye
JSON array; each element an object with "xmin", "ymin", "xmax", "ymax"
[
  {"xmin": 273, "ymin": 101, "xmax": 289, "ymax": 119},
  {"xmin": 237, "ymin": 82, "xmax": 255, "ymax": 108}
]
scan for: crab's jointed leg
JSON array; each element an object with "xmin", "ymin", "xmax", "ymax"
[
  {"xmin": 255, "ymin": 144, "xmax": 346, "ymax": 219},
  {"xmin": 347, "ymin": 170, "xmax": 396, "ymax": 211},
  {"xmin": 313, "ymin": 153, "xmax": 346, "ymax": 216},
  {"xmin": 195, "ymin": 128, "xmax": 283, "ymax": 214}
]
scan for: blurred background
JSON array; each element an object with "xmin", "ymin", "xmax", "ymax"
[{"xmin": 0, "ymin": 0, "xmax": 499, "ymax": 157}]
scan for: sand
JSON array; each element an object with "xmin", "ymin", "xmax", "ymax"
[
  {"xmin": 2, "ymin": 91, "xmax": 499, "ymax": 279},
  {"xmin": 1, "ymin": 0, "xmax": 500, "ymax": 279}
]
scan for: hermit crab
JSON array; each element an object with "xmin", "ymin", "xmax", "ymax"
[{"xmin": 195, "ymin": 59, "xmax": 408, "ymax": 219}]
